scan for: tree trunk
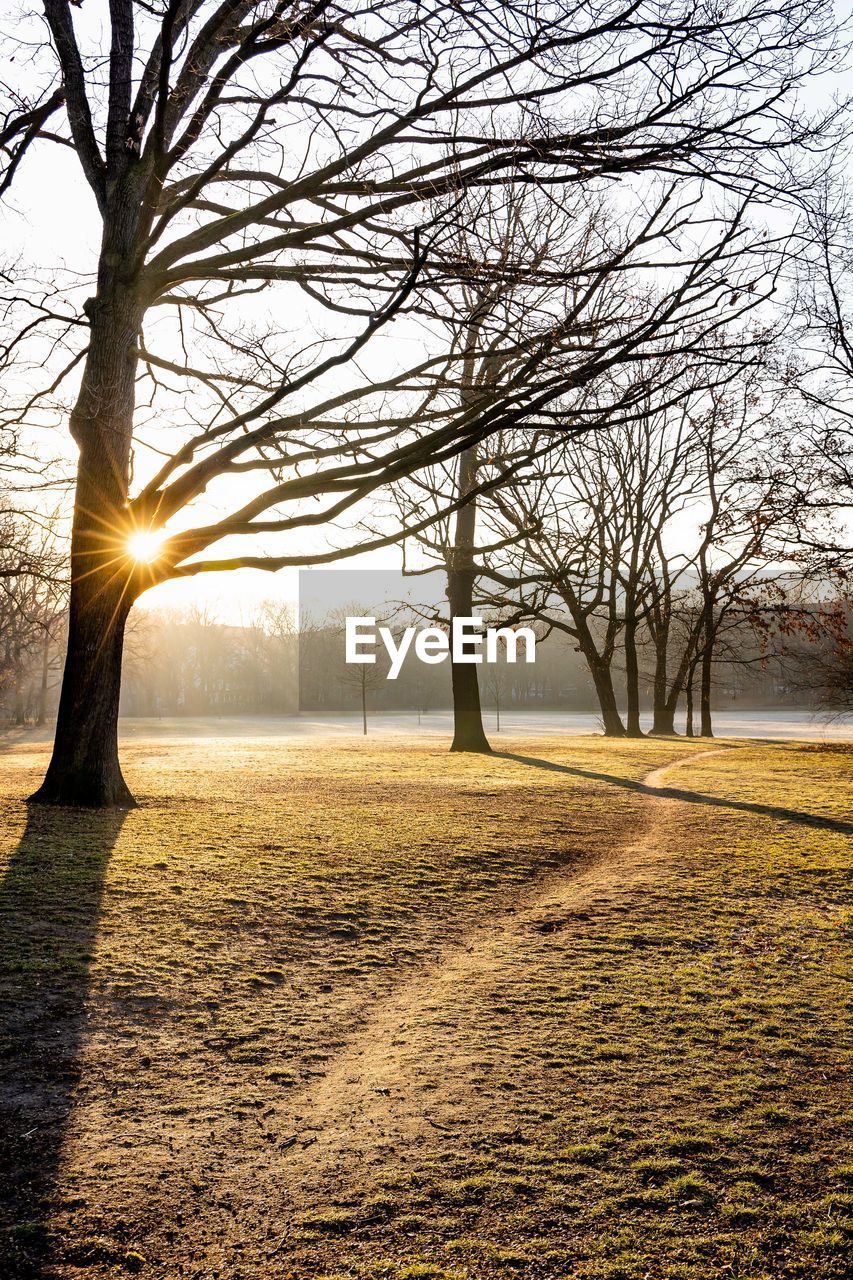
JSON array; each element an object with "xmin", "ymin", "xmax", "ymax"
[
  {"xmin": 650, "ymin": 634, "xmax": 682, "ymax": 735},
  {"xmin": 652, "ymin": 692, "xmax": 680, "ymax": 736},
  {"xmin": 449, "ymin": 652, "xmax": 491, "ymax": 751},
  {"xmin": 651, "ymin": 684, "xmax": 678, "ymax": 734},
  {"xmin": 650, "ymin": 636, "xmax": 666, "ymax": 732},
  {"xmin": 653, "ymin": 711, "xmax": 677, "ymax": 734},
  {"xmin": 37, "ymin": 630, "xmax": 50, "ymax": 726},
  {"xmin": 685, "ymin": 675, "xmax": 694, "ymax": 738},
  {"xmin": 566, "ymin": 608, "xmax": 625, "ymax": 737},
  {"xmin": 29, "ymin": 574, "xmax": 134, "ymax": 807},
  {"xmin": 448, "ymin": 444, "xmax": 491, "ymax": 754},
  {"xmin": 30, "ymin": 257, "xmax": 142, "ymax": 806},
  {"xmin": 590, "ymin": 658, "xmax": 626, "ymax": 736},
  {"xmin": 362, "ymin": 681, "xmax": 368, "ymax": 736},
  {"xmin": 624, "ymin": 612, "xmax": 643, "ymax": 737},
  {"xmin": 700, "ymin": 624, "xmax": 714, "ymax": 738}
]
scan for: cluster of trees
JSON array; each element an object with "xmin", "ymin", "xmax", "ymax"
[
  {"xmin": 0, "ymin": 0, "xmax": 851, "ymax": 803},
  {"xmin": 121, "ymin": 604, "xmax": 297, "ymax": 717},
  {"xmin": 117, "ymin": 598, "xmax": 808, "ymax": 728},
  {"xmin": 118, "ymin": 604, "xmax": 624, "ymax": 722},
  {"xmin": 402, "ymin": 359, "xmax": 851, "ymax": 745},
  {"xmin": 0, "ymin": 501, "xmax": 65, "ymax": 726}
]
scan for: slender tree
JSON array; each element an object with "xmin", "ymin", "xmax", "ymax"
[{"xmin": 396, "ymin": 184, "xmax": 593, "ymax": 753}]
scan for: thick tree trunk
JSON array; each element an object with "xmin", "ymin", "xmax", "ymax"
[
  {"xmin": 652, "ymin": 676, "xmax": 680, "ymax": 734},
  {"xmin": 685, "ymin": 676, "xmax": 694, "ymax": 738},
  {"xmin": 652, "ymin": 694, "xmax": 680, "ymax": 736},
  {"xmin": 449, "ymin": 650, "xmax": 491, "ymax": 751},
  {"xmin": 30, "ymin": 258, "xmax": 143, "ymax": 806},
  {"xmin": 653, "ymin": 711, "xmax": 677, "ymax": 735},
  {"xmin": 29, "ymin": 574, "xmax": 134, "ymax": 807},
  {"xmin": 651, "ymin": 634, "xmax": 670, "ymax": 733},
  {"xmin": 624, "ymin": 612, "xmax": 643, "ymax": 737},
  {"xmin": 650, "ymin": 633, "xmax": 686, "ymax": 735},
  {"xmin": 565, "ymin": 605, "xmax": 625, "ymax": 737},
  {"xmin": 590, "ymin": 658, "xmax": 626, "ymax": 736},
  {"xmin": 448, "ymin": 444, "xmax": 491, "ymax": 754},
  {"xmin": 448, "ymin": 554, "xmax": 491, "ymax": 752}
]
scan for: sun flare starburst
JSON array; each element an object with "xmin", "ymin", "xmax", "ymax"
[{"xmin": 127, "ymin": 529, "xmax": 166, "ymax": 563}]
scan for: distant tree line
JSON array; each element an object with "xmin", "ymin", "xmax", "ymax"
[
  {"xmin": 0, "ymin": 501, "xmax": 66, "ymax": 726},
  {"xmin": 399, "ymin": 348, "xmax": 851, "ymax": 742},
  {"xmin": 110, "ymin": 597, "xmax": 837, "ymax": 731}
]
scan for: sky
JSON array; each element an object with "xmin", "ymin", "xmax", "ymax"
[
  {"xmin": 3, "ymin": 0, "xmax": 852, "ymax": 625},
  {"xmin": 1, "ymin": 45, "xmax": 409, "ymax": 622}
]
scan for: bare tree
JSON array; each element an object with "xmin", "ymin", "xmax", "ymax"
[
  {"xmin": 473, "ymin": 359, "xmax": 817, "ymax": 737},
  {"xmin": 421, "ymin": 349, "xmax": 759, "ymax": 736},
  {"xmin": 484, "ymin": 436, "xmax": 634, "ymax": 736},
  {"xmin": 0, "ymin": 0, "xmax": 843, "ymax": 803},
  {"xmin": 0, "ymin": 500, "xmax": 68, "ymax": 725},
  {"xmin": 394, "ymin": 184, "xmax": 603, "ymax": 752},
  {"xmin": 393, "ymin": 190, "xmax": 787, "ymax": 749},
  {"xmin": 600, "ymin": 378, "xmax": 798, "ymax": 737},
  {"xmin": 777, "ymin": 185, "xmax": 853, "ymax": 568},
  {"xmin": 658, "ymin": 380, "xmax": 839, "ymax": 737},
  {"xmin": 331, "ymin": 603, "xmax": 388, "ymax": 734},
  {"xmin": 781, "ymin": 598, "xmax": 853, "ymax": 716}
]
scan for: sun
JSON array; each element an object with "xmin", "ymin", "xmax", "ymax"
[{"xmin": 127, "ymin": 529, "xmax": 166, "ymax": 563}]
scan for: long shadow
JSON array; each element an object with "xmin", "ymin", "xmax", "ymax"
[
  {"xmin": 0, "ymin": 806, "xmax": 127, "ymax": 1278},
  {"xmin": 495, "ymin": 752, "xmax": 853, "ymax": 837}
]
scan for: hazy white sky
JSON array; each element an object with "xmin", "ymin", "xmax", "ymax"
[
  {"xmin": 3, "ymin": 0, "xmax": 851, "ymax": 623},
  {"xmin": 1, "ymin": 60, "xmax": 411, "ymax": 622}
]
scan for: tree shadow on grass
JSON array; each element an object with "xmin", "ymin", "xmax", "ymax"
[
  {"xmin": 0, "ymin": 806, "xmax": 127, "ymax": 1279},
  {"xmin": 495, "ymin": 752, "xmax": 853, "ymax": 837}
]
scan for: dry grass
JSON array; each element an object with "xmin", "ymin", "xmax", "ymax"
[{"xmin": 0, "ymin": 732, "xmax": 850, "ymax": 1280}]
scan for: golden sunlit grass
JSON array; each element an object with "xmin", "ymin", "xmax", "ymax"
[{"xmin": 0, "ymin": 733, "xmax": 850, "ymax": 1279}]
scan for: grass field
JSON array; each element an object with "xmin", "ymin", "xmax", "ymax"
[{"xmin": 0, "ymin": 732, "xmax": 850, "ymax": 1280}]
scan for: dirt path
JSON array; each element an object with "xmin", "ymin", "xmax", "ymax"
[
  {"xmin": 7, "ymin": 737, "xmax": 849, "ymax": 1280},
  {"xmin": 276, "ymin": 747, "xmax": 733, "ymax": 1206}
]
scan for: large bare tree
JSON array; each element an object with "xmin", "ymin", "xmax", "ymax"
[{"xmin": 0, "ymin": 0, "xmax": 843, "ymax": 803}]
